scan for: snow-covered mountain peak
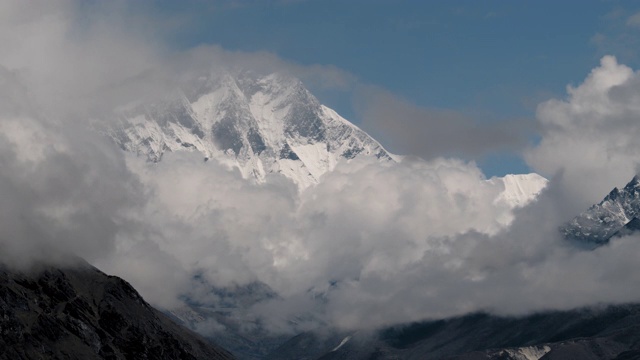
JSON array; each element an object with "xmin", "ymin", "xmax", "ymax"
[
  {"xmin": 562, "ymin": 174, "xmax": 640, "ymax": 244},
  {"xmin": 490, "ymin": 173, "xmax": 548, "ymax": 209},
  {"xmin": 103, "ymin": 67, "xmax": 548, "ymax": 212},
  {"xmin": 106, "ymin": 69, "xmax": 393, "ymax": 188}
]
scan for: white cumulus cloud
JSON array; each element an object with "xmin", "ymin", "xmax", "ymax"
[{"xmin": 526, "ymin": 55, "xmax": 640, "ymax": 209}]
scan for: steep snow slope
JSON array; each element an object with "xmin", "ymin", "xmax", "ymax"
[
  {"xmin": 106, "ymin": 71, "xmax": 393, "ymax": 189},
  {"xmin": 490, "ymin": 173, "xmax": 548, "ymax": 209}
]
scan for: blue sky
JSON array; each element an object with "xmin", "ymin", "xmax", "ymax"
[{"xmin": 149, "ymin": 0, "xmax": 640, "ymax": 176}]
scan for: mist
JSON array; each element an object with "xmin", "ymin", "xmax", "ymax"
[{"xmin": 2, "ymin": 0, "xmax": 640, "ymax": 334}]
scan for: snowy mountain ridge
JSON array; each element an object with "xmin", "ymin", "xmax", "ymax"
[
  {"xmin": 106, "ymin": 70, "xmax": 394, "ymax": 189},
  {"xmin": 562, "ymin": 175, "xmax": 640, "ymax": 244},
  {"xmin": 102, "ymin": 69, "xmax": 547, "ymax": 207}
]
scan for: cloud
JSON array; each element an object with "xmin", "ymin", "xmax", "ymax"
[
  {"xmin": 0, "ymin": 80, "xmax": 145, "ymax": 270},
  {"xmin": 4, "ymin": 0, "xmax": 640, "ymax": 335},
  {"xmin": 115, "ymin": 146, "xmax": 640, "ymax": 330},
  {"xmin": 355, "ymin": 85, "xmax": 535, "ymax": 160},
  {"xmin": 590, "ymin": 32, "xmax": 607, "ymax": 46},
  {"xmin": 627, "ymin": 12, "xmax": 640, "ymax": 28},
  {"xmin": 91, "ymin": 152, "xmax": 513, "ymax": 310},
  {"xmin": 0, "ymin": 1, "xmax": 171, "ymax": 119},
  {"xmin": 526, "ymin": 55, "xmax": 640, "ymax": 208},
  {"xmin": 247, "ymin": 174, "xmax": 640, "ymax": 330}
]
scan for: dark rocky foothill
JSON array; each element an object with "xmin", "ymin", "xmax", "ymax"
[{"xmin": 0, "ymin": 260, "xmax": 234, "ymax": 360}]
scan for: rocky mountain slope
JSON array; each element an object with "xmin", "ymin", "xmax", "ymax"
[
  {"xmin": 0, "ymin": 260, "xmax": 234, "ymax": 360},
  {"xmin": 265, "ymin": 304, "xmax": 640, "ymax": 360},
  {"xmin": 562, "ymin": 175, "xmax": 640, "ymax": 245}
]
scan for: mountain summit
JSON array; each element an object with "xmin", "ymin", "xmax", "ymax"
[
  {"xmin": 107, "ymin": 70, "xmax": 393, "ymax": 188},
  {"xmin": 562, "ymin": 175, "xmax": 640, "ymax": 244}
]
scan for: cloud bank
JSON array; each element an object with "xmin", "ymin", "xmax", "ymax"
[
  {"xmin": 3, "ymin": 0, "xmax": 640, "ymax": 333},
  {"xmin": 526, "ymin": 55, "xmax": 640, "ymax": 208}
]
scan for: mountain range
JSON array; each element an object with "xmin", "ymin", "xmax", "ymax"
[
  {"xmin": 265, "ymin": 304, "xmax": 640, "ymax": 360},
  {"xmin": 5, "ymin": 68, "xmax": 640, "ymax": 359},
  {"xmin": 102, "ymin": 69, "xmax": 547, "ymax": 207},
  {"xmin": 5, "ymin": 259, "xmax": 640, "ymax": 360}
]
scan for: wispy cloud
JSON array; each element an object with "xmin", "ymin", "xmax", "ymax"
[
  {"xmin": 627, "ymin": 11, "xmax": 640, "ymax": 28},
  {"xmin": 591, "ymin": 6, "xmax": 640, "ymax": 62},
  {"xmin": 354, "ymin": 85, "xmax": 534, "ymax": 160}
]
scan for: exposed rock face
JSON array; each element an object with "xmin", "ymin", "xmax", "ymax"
[
  {"xmin": 562, "ymin": 175, "xmax": 640, "ymax": 245},
  {"xmin": 0, "ymin": 260, "xmax": 234, "ymax": 360}
]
